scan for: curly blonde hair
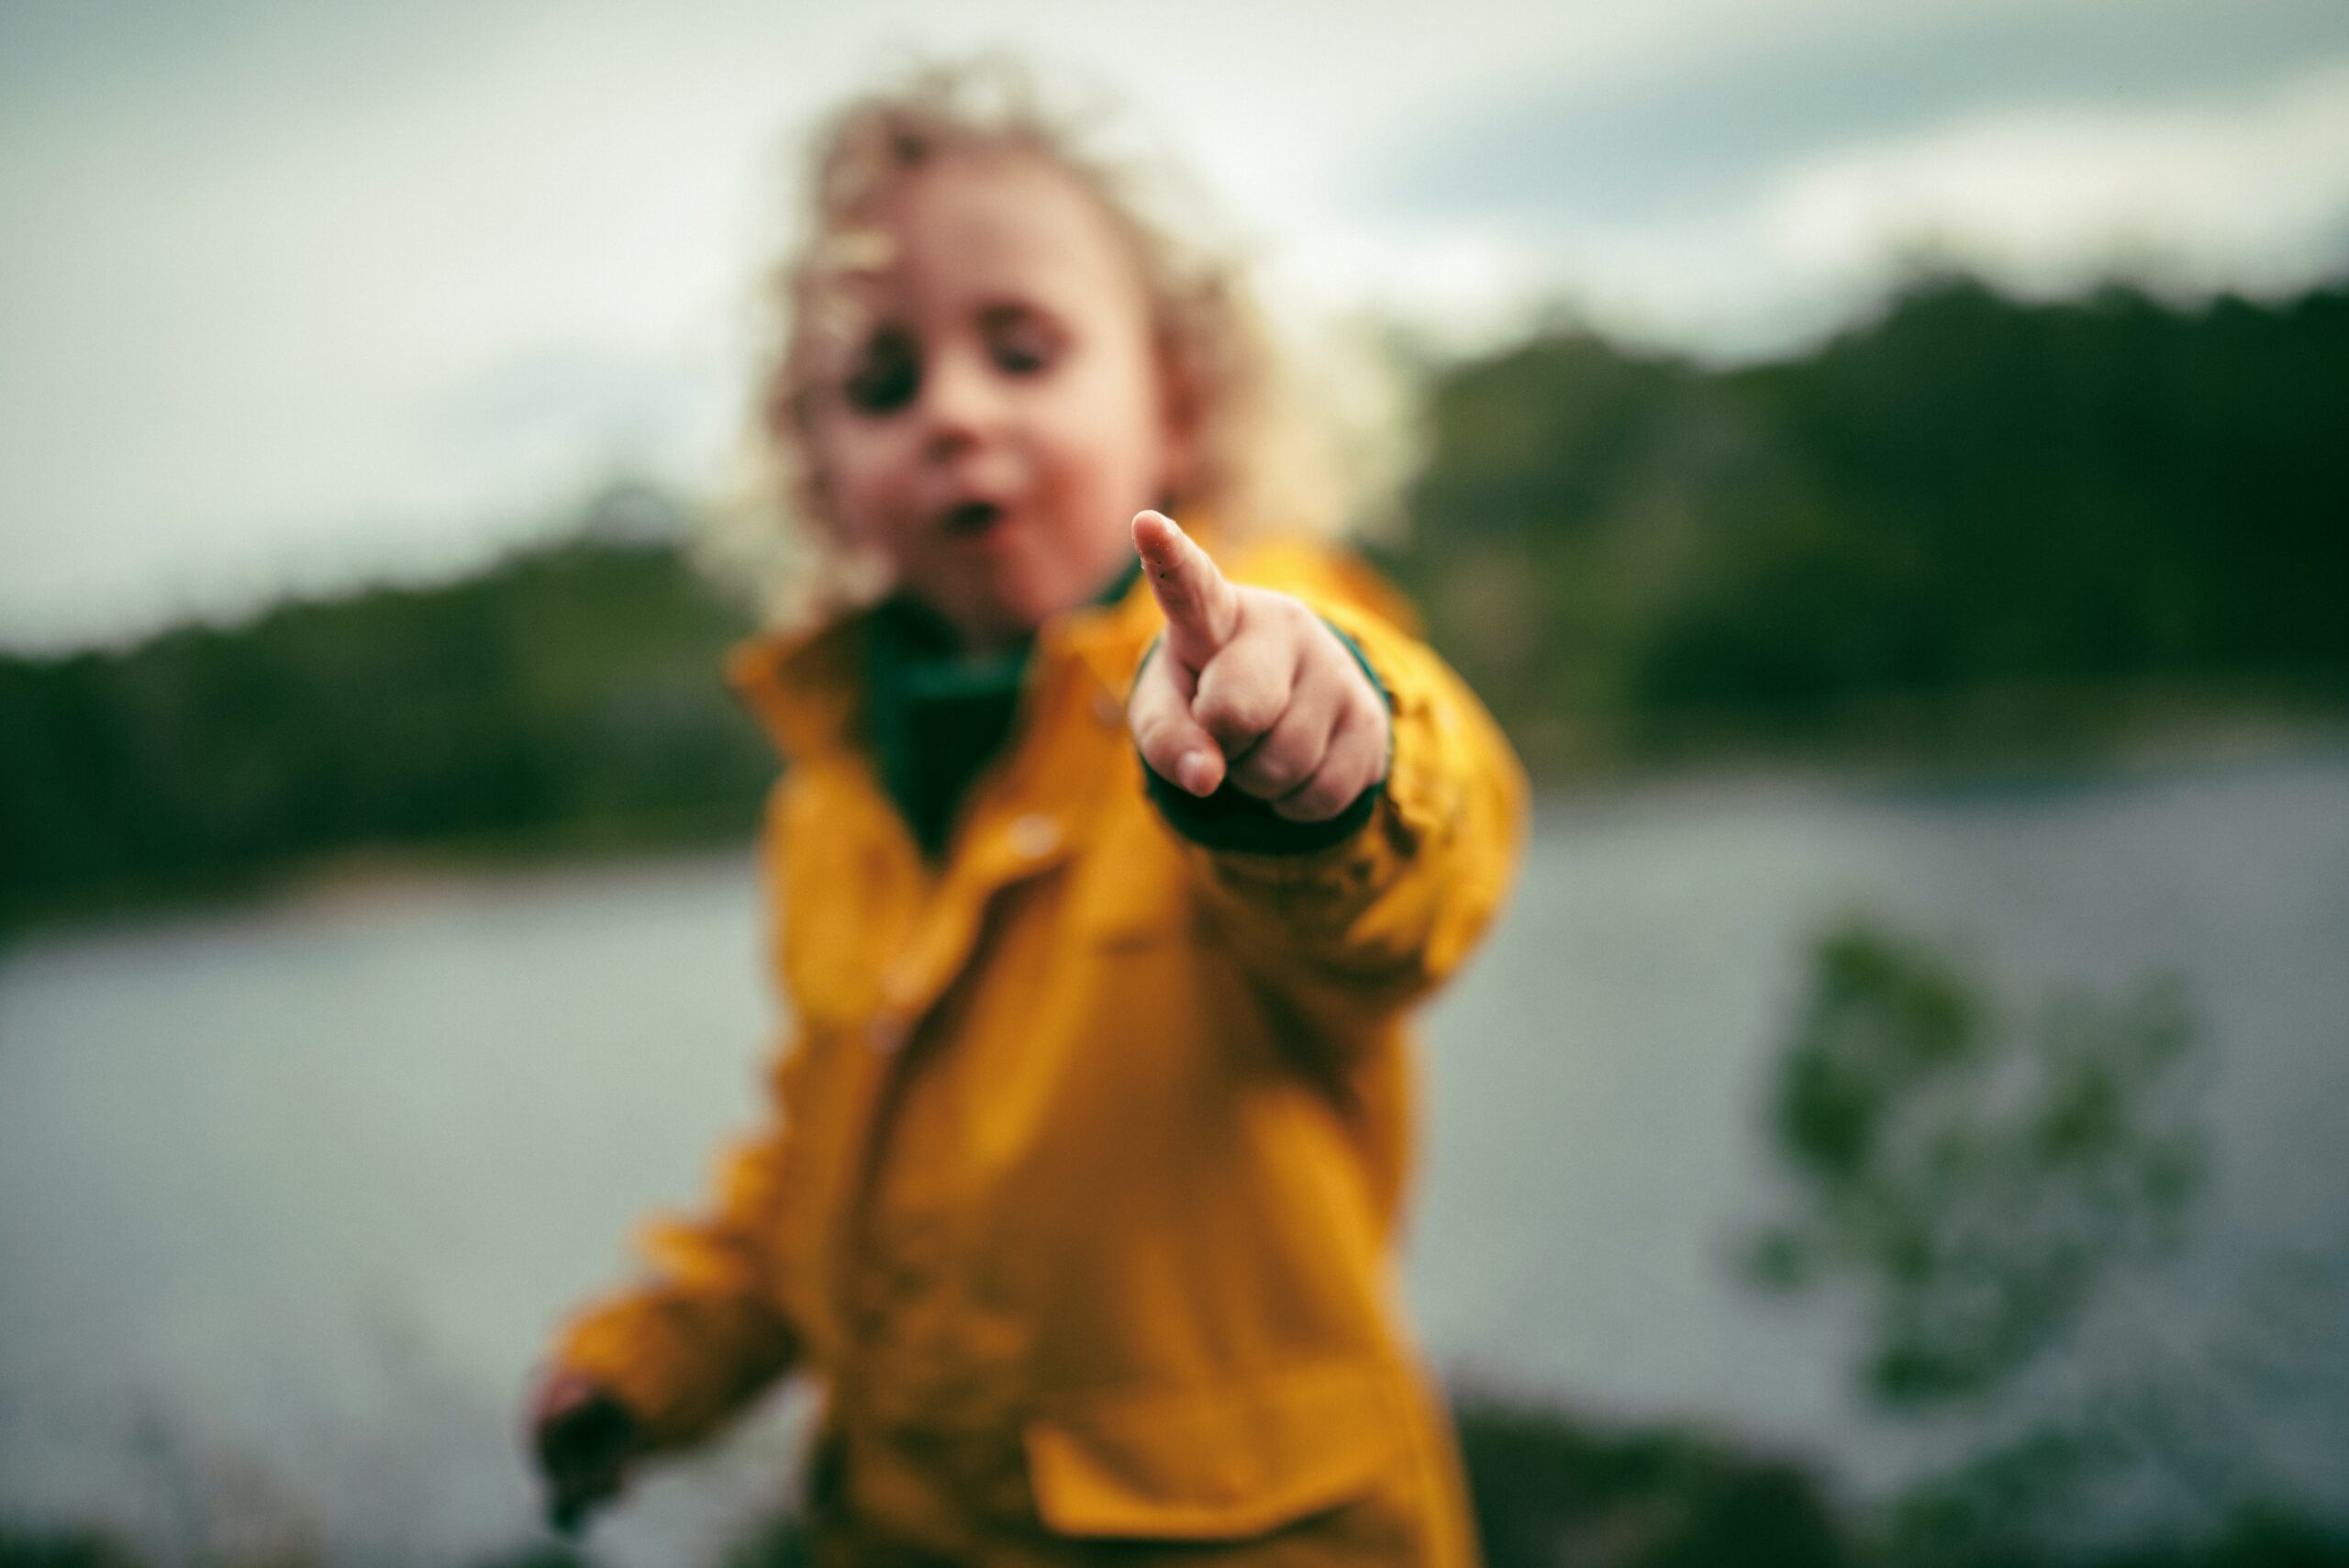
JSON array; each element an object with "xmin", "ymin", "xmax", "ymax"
[{"xmin": 706, "ymin": 55, "xmax": 1414, "ymax": 629}]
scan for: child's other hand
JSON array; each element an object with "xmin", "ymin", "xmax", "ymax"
[
  {"xmin": 526, "ymin": 1368, "xmax": 641, "ymax": 1537},
  {"xmin": 1130, "ymin": 510, "xmax": 1389, "ymax": 820}
]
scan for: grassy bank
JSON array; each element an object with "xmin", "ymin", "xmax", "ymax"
[{"xmin": 8, "ymin": 1397, "xmax": 2345, "ymax": 1568}]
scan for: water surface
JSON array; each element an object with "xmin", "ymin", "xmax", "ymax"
[{"xmin": 5, "ymin": 748, "xmax": 2345, "ymax": 1563}]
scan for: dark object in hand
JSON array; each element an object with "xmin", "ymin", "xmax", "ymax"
[{"xmin": 528, "ymin": 1371, "xmax": 641, "ymax": 1537}]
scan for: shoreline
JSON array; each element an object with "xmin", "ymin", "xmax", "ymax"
[{"xmin": 6, "ymin": 706, "xmax": 2345, "ymax": 948}]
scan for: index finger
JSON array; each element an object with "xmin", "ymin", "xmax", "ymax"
[{"xmin": 1133, "ymin": 510, "xmax": 1240, "ymax": 673}]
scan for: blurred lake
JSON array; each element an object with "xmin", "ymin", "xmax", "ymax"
[{"xmin": 4, "ymin": 744, "xmax": 2347, "ymax": 1567}]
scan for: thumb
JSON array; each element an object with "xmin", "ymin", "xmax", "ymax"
[
  {"xmin": 1133, "ymin": 510, "xmax": 1239, "ymax": 674},
  {"xmin": 1129, "ymin": 639, "xmax": 1226, "ymax": 797}
]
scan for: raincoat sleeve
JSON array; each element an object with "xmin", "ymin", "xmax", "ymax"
[
  {"xmin": 1151, "ymin": 565, "xmax": 1531, "ymax": 1024},
  {"xmin": 546, "ymin": 1039, "xmax": 803, "ymax": 1453}
]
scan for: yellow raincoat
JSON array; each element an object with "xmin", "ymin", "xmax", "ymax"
[{"xmin": 551, "ymin": 530, "xmax": 1530, "ymax": 1564}]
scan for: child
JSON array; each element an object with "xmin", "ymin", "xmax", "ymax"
[{"xmin": 528, "ymin": 59, "xmax": 1528, "ymax": 1566}]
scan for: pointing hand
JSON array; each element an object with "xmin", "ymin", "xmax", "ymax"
[{"xmin": 1127, "ymin": 510, "xmax": 1389, "ymax": 821}]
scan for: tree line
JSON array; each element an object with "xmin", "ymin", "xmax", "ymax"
[{"xmin": 5, "ymin": 275, "xmax": 2344, "ymax": 926}]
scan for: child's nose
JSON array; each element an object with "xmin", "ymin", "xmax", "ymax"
[{"xmin": 918, "ymin": 344, "xmax": 1007, "ymax": 456}]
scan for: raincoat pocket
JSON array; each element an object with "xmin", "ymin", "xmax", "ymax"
[{"xmin": 1022, "ymin": 1358, "xmax": 1404, "ymax": 1540}]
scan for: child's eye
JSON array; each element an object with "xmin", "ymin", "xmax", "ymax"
[
  {"xmin": 841, "ymin": 328, "xmax": 919, "ymax": 415},
  {"xmin": 983, "ymin": 307, "xmax": 1064, "ymax": 377}
]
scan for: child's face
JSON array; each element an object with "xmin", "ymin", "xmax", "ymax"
[{"xmin": 805, "ymin": 153, "xmax": 1186, "ymax": 652}]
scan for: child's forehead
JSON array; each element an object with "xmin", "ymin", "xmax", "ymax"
[{"xmin": 807, "ymin": 152, "xmax": 1147, "ymax": 328}]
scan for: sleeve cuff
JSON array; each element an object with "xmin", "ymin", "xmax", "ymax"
[{"xmin": 1141, "ymin": 619, "xmax": 1394, "ymax": 856}]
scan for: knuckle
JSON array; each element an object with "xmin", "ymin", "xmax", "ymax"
[
  {"xmin": 1235, "ymin": 685, "xmax": 1282, "ymax": 733},
  {"xmin": 1197, "ymin": 685, "xmax": 1270, "ymax": 740},
  {"xmin": 1130, "ymin": 709, "xmax": 1179, "ymax": 750},
  {"xmin": 1237, "ymin": 748, "xmax": 1307, "ymax": 797},
  {"xmin": 1263, "ymin": 748, "xmax": 1313, "ymax": 793},
  {"xmin": 1268, "ymin": 594, "xmax": 1319, "ymax": 644},
  {"xmin": 1237, "ymin": 583, "xmax": 1285, "ymax": 617},
  {"xmin": 1135, "ymin": 723, "xmax": 1189, "ymax": 770},
  {"xmin": 1278, "ymin": 780, "xmax": 1346, "ymax": 822}
]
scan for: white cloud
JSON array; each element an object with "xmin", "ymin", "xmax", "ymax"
[
  {"xmin": 1759, "ymin": 57, "xmax": 2349, "ymax": 298},
  {"xmin": 2, "ymin": 2, "xmax": 2344, "ymax": 648},
  {"xmin": 1287, "ymin": 55, "xmax": 2349, "ymax": 362}
]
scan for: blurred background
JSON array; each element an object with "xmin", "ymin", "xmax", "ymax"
[{"xmin": 4, "ymin": 2, "xmax": 2347, "ymax": 1565}]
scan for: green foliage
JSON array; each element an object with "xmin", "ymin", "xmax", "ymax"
[
  {"xmin": 1452, "ymin": 1398, "xmax": 2349, "ymax": 1568},
  {"xmin": 2086, "ymin": 1514, "xmax": 2349, "ymax": 1568},
  {"xmin": 0, "ymin": 535, "xmax": 772, "ymax": 929},
  {"xmin": 1453, "ymin": 1398, "xmax": 1850, "ymax": 1568},
  {"xmin": 463, "ymin": 1548, "xmax": 588, "ymax": 1568},
  {"xmin": 1886, "ymin": 1490, "xmax": 2349, "ymax": 1568},
  {"xmin": 1743, "ymin": 919, "xmax": 2205, "ymax": 1408},
  {"xmin": 0, "ymin": 1529, "xmax": 144, "ymax": 1568},
  {"xmin": 713, "ymin": 1513, "xmax": 812, "ymax": 1567},
  {"xmin": 1727, "ymin": 917, "xmax": 2332, "ymax": 1562},
  {"xmin": 0, "ymin": 1526, "xmax": 597, "ymax": 1568},
  {"xmin": 1380, "ymin": 275, "xmax": 2349, "ymax": 765}
]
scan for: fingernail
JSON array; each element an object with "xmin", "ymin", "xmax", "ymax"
[{"xmin": 1177, "ymin": 751, "xmax": 1218, "ymax": 796}]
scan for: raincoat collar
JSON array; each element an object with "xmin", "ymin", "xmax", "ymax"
[{"xmin": 722, "ymin": 518, "xmax": 1212, "ymax": 768}]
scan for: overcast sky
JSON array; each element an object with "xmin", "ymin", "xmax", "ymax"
[{"xmin": 4, "ymin": 0, "xmax": 2346, "ymax": 650}]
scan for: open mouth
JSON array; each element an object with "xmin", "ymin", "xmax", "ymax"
[{"xmin": 942, "ymin": 499, "xmax": 1005, "ymax": 539}]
